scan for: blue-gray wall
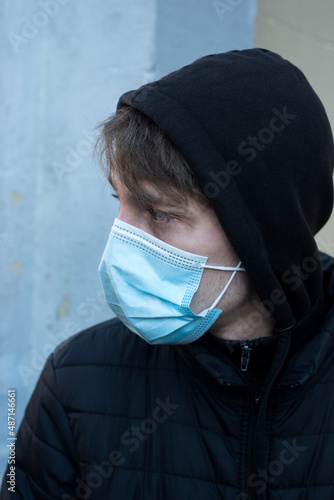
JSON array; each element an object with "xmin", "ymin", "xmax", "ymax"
[{"xmin": 0, "ymin": 0, "xmax": 256, "ymax": 469}]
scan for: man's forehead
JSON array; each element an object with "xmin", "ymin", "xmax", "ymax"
[{"xmin": 108, "ymin": 172, "xmax": 188, "ymax": 209}]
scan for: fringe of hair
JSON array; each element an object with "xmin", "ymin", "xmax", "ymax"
[{"xmin": 94, "ymin": 107, "xmax": 208, "ymax": 207}]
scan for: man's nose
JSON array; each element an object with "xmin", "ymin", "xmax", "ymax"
[{"xmin": 117, "ymin": 204, "xmax": 152, "ymax": 236}]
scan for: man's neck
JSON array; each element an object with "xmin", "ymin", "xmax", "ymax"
[{"xmin": 209, "ymin": 297, "xmax": 276, "ymax": 341}]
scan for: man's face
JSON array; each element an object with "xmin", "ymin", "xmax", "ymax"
[{"xmin": 111, "ymin": 176, "xmax": 257, "ymax": 336}]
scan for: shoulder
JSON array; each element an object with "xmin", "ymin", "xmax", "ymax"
[
  {"xmin": 51, "ymin": 317, "xmax": 180, "ymax": 373},
  {"xmin": 42, "ymin": 318, "xmax": 187, "ymax": 420}
]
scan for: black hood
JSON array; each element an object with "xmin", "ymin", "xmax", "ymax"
[{"xmin": 117, "ymin": 48, "xmax": 334, "ymax": 333}]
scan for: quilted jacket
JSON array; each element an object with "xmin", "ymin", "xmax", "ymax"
[{"xmin": 1, "ymin": 253, "xmax": 334, "ymax": 500}]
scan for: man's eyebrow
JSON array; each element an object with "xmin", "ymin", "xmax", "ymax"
[
  {"xmin": 138, "ymin": 191, "xmax": 184, "ymax": 209},
  {"xmin": 107, "ymin": 173, "xmax": 186, "ymax": 209}
]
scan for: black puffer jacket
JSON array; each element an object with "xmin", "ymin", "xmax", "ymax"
[{"xmin": 2, "ymin": 253, "xmax": 334, "ymax": 499}]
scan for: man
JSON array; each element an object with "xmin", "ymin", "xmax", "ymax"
[{"xmin": 2, "ymin": 48, "xmax": 334, "ymax": 499}]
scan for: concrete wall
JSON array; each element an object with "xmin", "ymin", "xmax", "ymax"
[
  {"xmin": 255, "ymin": 0, "xmax": 334, "ymax": 257},
  {"xmin": 0, "ymin": 0, "xmax": 256, "ymax": 469}
]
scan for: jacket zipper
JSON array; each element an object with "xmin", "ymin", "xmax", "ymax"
[
  {"xmin": 245, "ymin": 392, "xmax": 262, "ymax": 499},
  {"xmin": 240, "ymin": 341, "xmax": 252, "ymax": 371},
  {"xmin": 239, "ymin": 341, "xmax": 262, "ymax": 498}
]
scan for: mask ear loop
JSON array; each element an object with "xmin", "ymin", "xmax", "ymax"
[
  {"xmin": 206, "ymin": 261, "xmax": 246, "ymax": 312},
  {"xmin": 204, "ymin": 264, "xmax": 246, "ymax": 271}
]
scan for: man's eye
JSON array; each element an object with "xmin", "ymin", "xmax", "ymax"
[{"xmin": 147, "ymin": 208, "xmax": 172, "ymax": 222}]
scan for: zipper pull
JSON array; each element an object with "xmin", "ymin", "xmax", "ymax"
[
  {"xmin": 240, "ymin": 341, "xmax": 252, "ymax": 372},
  {"xmin": 254, "ymin": 394, "xmax": 262, "ymax": 416},
  {"xmin": 255, "ymin": 395, "xmax": 262, "ymax": 405}
]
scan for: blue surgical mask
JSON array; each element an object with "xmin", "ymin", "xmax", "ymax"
[{"xmin": 98, "ymin": 218, "xmax": 246, "ymax": 345}]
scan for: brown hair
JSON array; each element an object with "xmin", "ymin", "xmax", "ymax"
[{"xmin": 95, "ymin": 106, "xmax": 208, "ymax": 206}]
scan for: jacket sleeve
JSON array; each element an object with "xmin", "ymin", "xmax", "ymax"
[{"xmin": 1, "ymin": 353, "xmax": 79, "ymax": 499}]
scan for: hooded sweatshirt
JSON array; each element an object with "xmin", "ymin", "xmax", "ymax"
[{"xmin": 117, "ymin": 48, "xmax": 334, "ymax": 341}]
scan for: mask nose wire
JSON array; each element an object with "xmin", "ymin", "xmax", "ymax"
[{"xmin": 203, "ymin": 261, "xmax": 246, "ymax": 312}]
